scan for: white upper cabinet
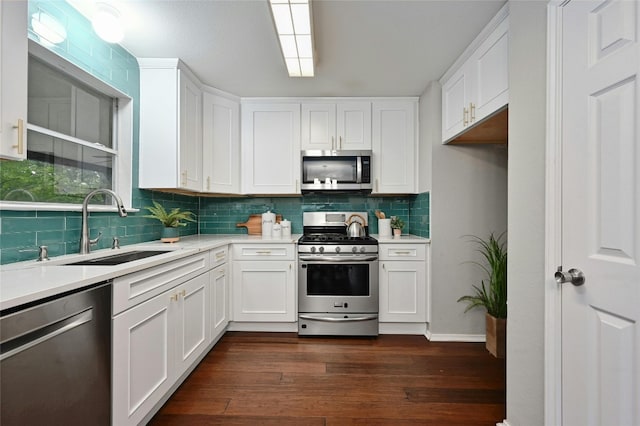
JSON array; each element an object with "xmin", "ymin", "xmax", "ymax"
[
  {"xmin": 202, "ymin": 91, "xmax": 240, "ymax": 193},
  {"xmin": 0, "ymin": 0, "xmax": 28, "ymax": 160},
  {"xmin": 138, "ymin": 59, "xmax": 202, "ymax": 191},
  {"xmin": 441, "ymin": 5, "xmax": 509, "ymax": 143},
  {"xmin": 372, "ymin": 100, "xmax": 418, "ymax": 194},
  {"xmin": 301, "ymin": 101, "xmax": 371, "ymax": 151},
  {"xmin": 241, "ymin": 102, "xmax": 301, "ymax": 194}
]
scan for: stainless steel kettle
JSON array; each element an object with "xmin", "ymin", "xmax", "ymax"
[{"xmin": 346, "ymin": 214, "xmax": 366, "ymax": 238}]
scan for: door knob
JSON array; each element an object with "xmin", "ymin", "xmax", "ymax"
[{"xmin": 554, "ymin": 267, "xmax": 585, "ymax": 286}]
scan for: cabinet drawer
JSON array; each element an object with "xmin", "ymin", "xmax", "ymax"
[
  {"xmin": 232, "ymin": 244, "xmax": 295, "ymax": 260},
  {"xmin": 379, "ymin": 244, "xmax": 426, "ymax": 261},
  {"xmin": 113, "ymin": 252, "xmax": 210, "ymax": 315},
  {"xmin": 210, "ymin": 245, "xmax": 229, "ymax": 268}
]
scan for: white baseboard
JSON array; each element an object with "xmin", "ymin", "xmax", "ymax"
[
  {"xmin": 427, "ymin": 333, "xmax": 486, "ymax": 342},
  {"xmin": 379, "ymin": 322, "xmax": 427, "ymax": 335},
  {"xmin": 496, "ymin": 420, "xmax": 512, "ymax": 426}
]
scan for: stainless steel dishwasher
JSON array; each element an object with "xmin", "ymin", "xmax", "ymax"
[{"xmin": 0, "ymin": 282, "xmax": 111, "ymax": 425}]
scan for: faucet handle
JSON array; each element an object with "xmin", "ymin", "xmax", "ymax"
[
  {"xmin": 90, "ymin": 231, "xmax": 103, "ymax": 246},
  {"xmin": 19, "ymin": 245, "xmax": 49, "ymax": 261},
  {"xmin": 112, "ymin": 236, "xmax": 120, "ymax": 249}
]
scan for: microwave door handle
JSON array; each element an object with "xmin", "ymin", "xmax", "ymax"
[{"xmin": 356, "ymin": 156, "xmax": 362, "ymax": 184}]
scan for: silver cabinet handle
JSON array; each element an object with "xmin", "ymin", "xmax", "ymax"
[{"xmin": 0, "ymin": 308, "xmax": 92, "ymax": 361}]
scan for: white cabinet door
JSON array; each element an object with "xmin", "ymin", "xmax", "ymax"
[
  {"xmin": 301, "ymin": 101, "xmax": 371, "ymax": 151},
  {"xmin": 441, "ymin": 8, "xmax": 508, "ymax": 143},
  {"xmin": 0, "ymin": 0, "xmax": 27, "ymax": 160},
  {"xmin": 138, "ymin": 59, "xmax": 202, "ymax": 191},
  {"xmin": 372, "ymin": 100, "xmax": 417, "ymax": 194},
  {"xmin": 232, "ymin": 260, "xmax": 296, "ymax": 322},
  {"xmin": 112, "ymin": 290, "xmax": 175, "ymax": 426},
  {"xmin": 379, "ymin": 260, "xmax": 426, "ymax": 322},
  {"xmin": 241, "ymin": 103, "xmax": 301, "ymax": 194},
  {"xmin": 336, "ymin": 101, "xmax": 371, "ymax": 150},
  {"xmin": 441, "ymin": 64, "xmax": 473, "ymax": 143},
  {"xmin": 174, "ymin": 272, "xmax": 209, "ymax": 377},
  {"xmin": 210, "ymin": 263, "xmax": 229, "ymax": 341},
  {"xmin": 472, "ymin": 17, "xmax": 509, "ymax": 122},
  {"xmin": 178, "ymin": 71, "xmax": 202, "ymax": 191},
  {"xmin": 202, "ymin": 92, "xmax": 240, "ymax": 193},
  {"xmin": 301, "ymin": 102, "xmax": 336, "ymax": 150}
]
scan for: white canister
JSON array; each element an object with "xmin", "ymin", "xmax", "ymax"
[
  {"xmin": 272, "ymin": 223, "xmax": 282, "ymax": 239},
  {"xmin": 378, "ymin": 218, "xmax": 392, "ymax": 238},
  {"xmin": 262, "ymin": 211, "xmax": 275, "ymax": 237},
  {"xmin": 280, "ymin": 219, "xmax": 291, "ymax": 238}
]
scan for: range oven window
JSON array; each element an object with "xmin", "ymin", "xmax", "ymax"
[{"xmin": 306, "ymin": 264, "xmax": 370, "ymax": 296}]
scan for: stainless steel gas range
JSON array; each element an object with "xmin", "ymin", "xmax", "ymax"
[{"xmin": 297, "ymin": 212, "xmax": 379, "ymax": 336}]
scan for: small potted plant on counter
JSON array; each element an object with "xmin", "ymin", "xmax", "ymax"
[
  {"xmin": 144, "ymin": 201, "xmax": 196, "ymax": 243},
  {"xmin": 390, "ymin": 216, "xmax": 405, "ymax": 238},
  {"xmin": 457, "ymin": 232, "xmax": 507, "ymax": 358}
]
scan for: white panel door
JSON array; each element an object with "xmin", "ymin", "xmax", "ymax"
[
  {"xmin": 232, "ymin": 260, "xmax": 296, "ymax": 322},
  {"xmin": 112, "ymin": 293, "xmax": 174, "ymax": 426},
  {"xmin": 210, "ymin": 263, "xmax": 229, "ymax": 341},
  {"xmin": 336, "ymin": 101, "xmax": 371, "ymax": 150},
  {"xmin": 561, "ymin": 1, "xmax": 640, "ymax": 425},
  {"xmin": 379, "ymin": 260, "xmax": 426, "ymax": 322},
  {"xmin": 178, "ymin": 71, "xmax": 202, "ymax": 191},
  {"xmin": 441, "ymin": 66, "xmax": 471, "ymax": 143},
  {"xmin": 0, "ymin": 0, "xmax": 27, "ymax": 160},
  {"xmin": 301, "ymin": 102, "xmax": 336, "ymax": 150},
  {"xmin": 202, "ymin": 92, "xmax": 240, "ymax": 193},
  {"xmin": 174, "ymin": 273, "xmax": 209, "ymax": 377}
]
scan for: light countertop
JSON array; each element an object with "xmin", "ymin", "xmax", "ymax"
[{"xmin": 0, "ymin": 234, "xmax": 301, "ymax": 311}]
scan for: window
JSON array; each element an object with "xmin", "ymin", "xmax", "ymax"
[{"xmin": 0, "ymin": 49, "xmax": 131, "ymax": 210}]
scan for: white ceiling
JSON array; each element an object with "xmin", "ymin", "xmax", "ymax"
[{"xmin": 69, "ymin": 0, "xmax": 507, "ymax": 97}]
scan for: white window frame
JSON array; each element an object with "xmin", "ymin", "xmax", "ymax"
[{"xmin": 0, "ymin": 40, "xmax": 135, "ymax": 212}]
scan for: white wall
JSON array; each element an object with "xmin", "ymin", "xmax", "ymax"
[
  {"xmin": 421, "ymin": 81, "xmax": 508, "ymax": 338},
  {"xmin": 505, "ymin": 1, "xmax": 547, "ymax": 425}
]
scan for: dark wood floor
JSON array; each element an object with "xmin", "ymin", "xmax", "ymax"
[{"xmin": 150, "ymin": 332, "xmax": 506, "ymax": 426}]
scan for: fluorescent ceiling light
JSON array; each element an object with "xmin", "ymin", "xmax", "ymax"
[
  {"xmin": 31, "ymin": 11, "xmax": 67, "ymax": 46},
  {"xmin": 92, "ymin": 2, "xmax": 124, "ymax": 44},
  {"xmin": 270, "ymin": 0, "xmax": 315, "ymax": 77}
]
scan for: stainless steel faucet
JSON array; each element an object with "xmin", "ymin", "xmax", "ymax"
[{"xmin": 80, "ymin": 189, "xmax": 127, "ymax": 254}]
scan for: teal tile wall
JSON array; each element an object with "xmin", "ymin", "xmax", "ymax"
[{"xmin": 200, "ymin": 192, "xmax": 430, "ymax": 237}]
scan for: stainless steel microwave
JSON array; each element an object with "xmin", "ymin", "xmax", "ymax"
[{"xmin": 301, "ymin": 150, "xmax": 372, "ymax": 193}]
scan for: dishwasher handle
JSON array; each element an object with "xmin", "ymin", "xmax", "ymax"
[{"xmin": 0, "ymin": 308, "xmax": 93, "ymax": 361}]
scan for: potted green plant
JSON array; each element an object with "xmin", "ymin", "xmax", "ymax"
[
  {"xmin": 457, "ymin": 232, "xmax": 507, "ymax": 358},
  {"xmin": 390, "ymin": 216, "xmax": 405, "ymax": 238},
  {"xmin": 144, "ymin": 201, "xmax": 196, "ymax": 243}
]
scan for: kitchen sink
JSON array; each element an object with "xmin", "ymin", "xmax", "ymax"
[{"xmin": 63, "ymin": 250, "xmax": 171, "ymax": 266}]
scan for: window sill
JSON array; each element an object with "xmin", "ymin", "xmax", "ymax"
[{"xmin": 0, "ymin": 201, "xmax": 140, "ymax": 213}]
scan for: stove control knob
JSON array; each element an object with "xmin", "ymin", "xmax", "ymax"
[
  {"xmin": 360, "ymin": 246, "xmax": 366, "ymax": 253},
  {"xmin": 310, "ymin": 246, "xmax": 316, "ymax": 253},
  {"xmin": 319, "ymin": 246, "xmax": 325, "ymax": 254},
  {"xmin": 352, "ymin": 246, "xmax": 358, "ymax": 253},
  {"xmin": 335, "ymin": 246, "xmax": 341, "ymax": 253}
]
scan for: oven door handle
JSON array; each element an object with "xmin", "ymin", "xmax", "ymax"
[
  {"xmin": 298, "ymin": 255, "xmax": 378, "ymax": 262},
  {"xmin": 299, "ymin": 314, "xmax": 378, "ymax": 323}
]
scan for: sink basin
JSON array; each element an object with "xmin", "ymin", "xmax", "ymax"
[{"xmin": 64, "ymin": 250, "xmax": 171, "ymax": 266}]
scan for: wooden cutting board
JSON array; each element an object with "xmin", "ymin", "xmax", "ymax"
[{"xmin": 236, "ymin": 214, "xmax": 283, "ymax": 235}]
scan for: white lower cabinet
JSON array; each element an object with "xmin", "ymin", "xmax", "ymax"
[
  {"xmin": 112, "ymin": 269, "xmax": 210, "ymax": 425},
  {"xmin": 232, "ymin": 260, "xmax": 296, "ymax": 322},
  {"xmin": 379, "ymin": 243, "xmax": 428, "ymax": 323},
  {"xmin": 232, "ymin": 243, "xmax": 296, "ymax": 322},
  {"xmin": 210, "ymin": 262, "xmax": 229, "ymax": 341}
]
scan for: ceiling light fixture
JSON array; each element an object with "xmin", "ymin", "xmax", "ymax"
[
  {"xmin": 269, "ymin": 0, "xmax": 315, "ymax": 77},
  {"xmin": 31, "ymin": 10, "xmax": 67, "ymax": 46},
  {"xmin": 92, "ymin": 2, "xmax": 124, "ymax": 44}
]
